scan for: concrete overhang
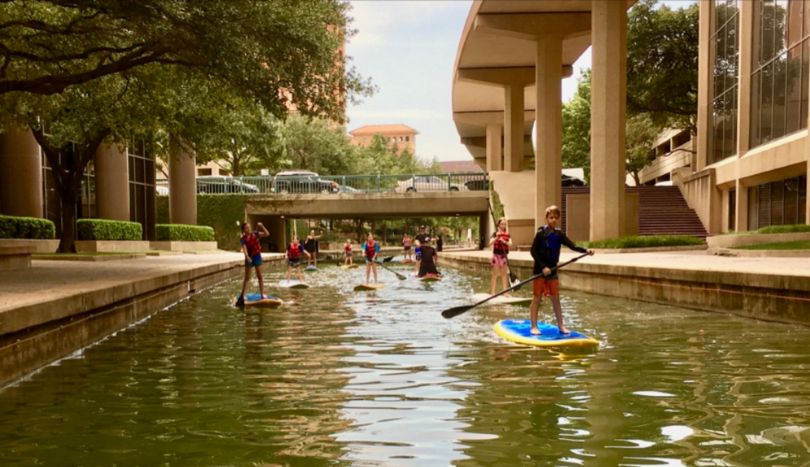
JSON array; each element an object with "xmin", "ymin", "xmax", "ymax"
[{"xmin": 451, "ymin": 0, "xmax": 632, "ymax": 157}]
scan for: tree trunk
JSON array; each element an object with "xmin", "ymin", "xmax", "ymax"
[{"xmin": 57, "ymin": 181, "xmax": 80, "ymax": 253}]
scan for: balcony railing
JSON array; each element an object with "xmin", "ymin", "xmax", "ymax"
[{"xmin": 155, "ymin": 172, "xmax": 488, "ymax": 196}]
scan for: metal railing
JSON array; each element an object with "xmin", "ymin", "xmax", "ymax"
[{"xmin": 155, "ymin": 172, "xmax": 488, "ymax": 196}]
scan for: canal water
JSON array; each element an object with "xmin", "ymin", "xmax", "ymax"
[{"xmin": 1, "ymin": 263, "xmax": 809, "ymax": 465}]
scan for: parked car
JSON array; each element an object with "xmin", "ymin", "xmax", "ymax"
[
  {"xmin": 394, "ymin": 175, "xmax": 466, "ymax": 193},
  {"xmin": 197, "ymin": 176, "xmax": 259, "ymax": 194},
  {"xmin": 273, "ymin": 170, "xmax": 339, "ymax": 194}
]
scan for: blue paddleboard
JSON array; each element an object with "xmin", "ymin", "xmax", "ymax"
[
  {"xmin": 493, "ymin": 319, "xmax": 599, "ymax": 349},
  {"xmin": 237, "ymin": 293, "xmax": 283, "ymax": 308}
]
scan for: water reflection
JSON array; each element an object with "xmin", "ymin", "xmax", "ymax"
[{"xmin": 0, "ymin": 264, "xmax": 808, "ymax": 465}]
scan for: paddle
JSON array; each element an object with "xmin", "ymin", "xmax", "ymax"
[
  {"xmin": 382, "ymin": 255, "xmax": 394, "ymax": 263},
  {"xmin": 375, "ymin": 260, "xmax": 407, "ymax": 280},
  {"xmin": 487, "ymin": 200, "xmax": 518, "ymax": 285},
  {"xmin": 441, "ymin": 252, "xmax": 589, "ymax": 319}
]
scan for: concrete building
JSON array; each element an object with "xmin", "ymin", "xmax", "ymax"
[
  {"xmin": 452, "ymin": 0, "xmax": 810, "ymax": 245},
  {"xmin": 349, "ymin": 124, "xmax": 418, "ymax": 155}
]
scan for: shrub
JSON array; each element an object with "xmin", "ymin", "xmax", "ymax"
[
  {"xmin": 583, "ymin": 235, "xmax": 705, "ymax": 249},
  {"xmin": 77, "ymin": 219, "xmax": 142, "ymax": 241},
  {"xmin": 156, "ymin": 224, "xmax": 215, "ymax": 242},
  {"xmin": 0, "ymin": 214, "xmax": 56, "ymax": 239},
  {"xmin": 756, "ymin": 224, "xmax": 810, "ymax": 234}
]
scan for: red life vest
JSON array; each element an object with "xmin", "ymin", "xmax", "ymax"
[
  {"xmin": 364, "ymin": 240, "xmax": 376, "ymax": 258},
  {"xmin": 288, "ymin": 243, "xmax": 301, "ymax": 260},
  {"xmin": 493, "ymin": 231, "xmax": 510, "ymax": 255},
  {"xmin": 242, "ymin": 232, "xmax": 261, "ymax": 257},
  {"xmin": 345, "ymin": 243, "xmax": 352, "ymax": 253}
]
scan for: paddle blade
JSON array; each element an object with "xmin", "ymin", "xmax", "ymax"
[
  {"xmin": 509, "ymin": 271, "xmax": 518, "ymax": 283},
  {"xmin": 383, "ymin": 256, "xmax": 394, "ymax": 262},
  {"xmin": 441, "ymin": 304, "xmax": 473, "ymax": 319}
]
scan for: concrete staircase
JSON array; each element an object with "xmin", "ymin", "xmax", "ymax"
[{"xmin": 561, "ymin": 186, "xmax": 707, "ymax": 238}]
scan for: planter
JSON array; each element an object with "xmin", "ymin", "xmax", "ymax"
[
  {"xmin": 0, "ymin": 238, "xmax": 59, "ymax": 253},
  {"xmin": 75, "ymin": 240, "xmax": 150, "ymax": 253},
  {"xmin": 150, "ymin": 241, "xmax": 219, "ymax": 252},
  {"xmin": 707, "ymin": 232, "xmax": 810, "ymax": 249}
]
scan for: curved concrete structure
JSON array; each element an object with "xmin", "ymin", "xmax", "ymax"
[{"xmin": 453, "ymin": 1, "xmax": 634, "ymax": 244}]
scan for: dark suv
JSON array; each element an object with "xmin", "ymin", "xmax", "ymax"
[{"xmin": 273, "ymin": 170, "xmax": 339, "ymax": 194}]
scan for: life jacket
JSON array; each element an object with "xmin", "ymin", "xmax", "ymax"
[
  {"xmin": 364, "ymin": 240, "xmax": 376, "ymax": 258},
  {"xmin": 242, "ymin": 232, "xmax": 261, "ymax": 257},
  {"xmin": 493, "ymin": 231, "xmax": 510, "ymax": 255},
  {"xmin": 345, "ymin": 243, "xmax": 352, "ymax": 253},
  {"xmin": 288, "ymin": 243, "xmax": 301, "ymax": 260}
]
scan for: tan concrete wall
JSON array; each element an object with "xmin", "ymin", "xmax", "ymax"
[
  {"xmin": 168, "ymin": 135, "xmax": 197, "ymax": 225},
  {"xmin": 507, "ymin": 218, "xmax": 535, "ymax": 248},
  {"xmin": 150, "ymin": 241, "xmax": 218, "ymax": 252},
  {"xmin": 489, "ymin": 170, "xmax": 535, "ymax": 220},
  {"xmin": 566, "ymin": 192, "xmax": 639, "ymax": 241},
  {"xmin": 0, "ymin": 125, "xmax": 43, "ymax": 218},
  {"xmin": 75, "ymin": 240, "xmax": 151, "ymax": 253},
  {"xmin": 94, "ymin": 142, "xmax": 130, "ymax": 221}
]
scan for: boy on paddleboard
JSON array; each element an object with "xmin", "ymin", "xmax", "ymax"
[
  {"xmin": 286, "ymin": 236, "xmax": 311, "ymax": 282},
  {"xmin": 529, "ymin": 205, "xmax": 594, "ymax": 335},
  {"xmin": 238, "ymin": 221, "xmax": 270, "ymax": 306},
  {"xmin": 362, "ymin": 232, "xmax": 380, "ymax": 284}
]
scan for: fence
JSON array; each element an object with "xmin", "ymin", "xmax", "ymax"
[{"xmin": 155, "ymin": 172, "xmax": 488, "ymax": 196}]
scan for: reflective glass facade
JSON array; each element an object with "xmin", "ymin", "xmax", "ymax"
[
  {"xmin": 711, "ymin": 0, "xmax": 740, "ymax": 164},
  {"xmin": 750, "ymin": 0, "xmax": 810, "ymax": 147}
]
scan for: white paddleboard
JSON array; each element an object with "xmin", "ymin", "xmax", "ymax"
[{"xmin": 279, "ymin": 280, "xmax": 310, "ymax": 289}]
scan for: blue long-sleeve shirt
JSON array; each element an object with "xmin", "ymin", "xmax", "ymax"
[{"xmin": 530, "ymin": 225, "xmax": 586, "ymax": 276}]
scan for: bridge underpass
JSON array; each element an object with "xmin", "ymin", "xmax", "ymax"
[{"xmin": 245, "ymin": 191, "xmax": 490, "ymax": 252}]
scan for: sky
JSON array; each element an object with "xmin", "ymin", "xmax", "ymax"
[{"xmin": 345, "ymin": 0, "xmax": 695, "ymax": 163}]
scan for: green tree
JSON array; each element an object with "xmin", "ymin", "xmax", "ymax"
[
  {"xmin": 0, "ymin": 0, "xmax": 372, "ymax": 117},
  {"xmin": 561, "ymin": 69, "xmax": 591, "ymax": 174},
  {"xmin": 625, "ymin": 114, "xmax": 659, "ymax": 185},
  {"xmin": 627, "ymin": 0, "xmax": 699, "ymax": 130},
  {"xmin": 279, "ymin": 115, "xmax": 358, "ymax": 174}
]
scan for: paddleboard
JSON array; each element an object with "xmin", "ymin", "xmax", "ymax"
[
  {"xmin": 472, "ymin": 293, "xmax": 532, "ymax": 306},
  {"xmin": 493, "ymin": 319, "xmax": 599, "ymax": 349},
  {"xmin": 354, "ymin": 283, "xmax": 384, "ymax": 291},
  {"xmin": 237, "ymin": 293, "xmax": 283, "ymax": 308},
  {"xmin": 305, "ymin": 265, "xmax": 318, "ymax": 272},
  {"xmin": 340, "ymin": 263, "xmax": 360, "ymax": 269},
  {"xmin": 419, "ymin": 274, "xmax": 441, "ymax": 282},
  {"xmin": 279, "ymin": 280, "xmax": 310, "ymax": 289}
]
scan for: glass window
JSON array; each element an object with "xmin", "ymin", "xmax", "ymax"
[
  {"xmin": 751, "ymin": 176, "xmax": 807, "ymax": 229},
  {"xmin": 710, "ymin": 0, "xmax": 740, "ymax": 164},
  {"xmin": 751, "ymin": 0, "xmax": 809, "ymax": 148}
]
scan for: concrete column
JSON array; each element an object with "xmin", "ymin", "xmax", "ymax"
[
  {"xmin": 94, "ymin": 141, "xmax": 130, "ymax": 221},
  {"xmin": 168, "ymin": 134, "xmax": 197, "ymax": 225},
  {"xmin": 696, "ymin": 0, "xmax": 712, "ymax": 171},
  {"xmin": 535, "ymin": 36, "xmax": 563, "ymax": 230},
  {"xmin": 504, "ymin": 83, "xmax": 524, "ymax": 172},
  {"xmin": 590, "ymin": 0, "xmax": 627, "ymax": 241},
  {"xmin": 0, "ymin": 125, "xmax": 43, "ymax": 217},
  {"xmin": 734, "ymin": 181, "xmax": 748, "ymax": 231},
  {"xmin": 736, "ymin": 1, "xmax": 754, "ymax": 157},
  {"xmin": 485, "ymin": 124, "xmax": 503, "ymax": 171}
]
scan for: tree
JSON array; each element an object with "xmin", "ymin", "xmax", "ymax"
[
  {"xmin": 279, "ymin": 115, "xmax": 358, "ymax": 174},
  {"xmin": 0, "ymin": 0, "xmax": 372, "ymax": 120},
  {"xmin": 561, "ymin": 69, "xmax": 591, "ymax": 174},
  {"xmin": 625, "ymin": 114, "xmax": 660, "ymax": 185},
  {"xmin": 626, "ymin": 0, "xmax": 699, "ymax": 130}
]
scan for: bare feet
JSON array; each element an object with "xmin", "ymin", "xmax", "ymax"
[
  {"xmin": 530, "ymin": 327, "xmax": 541, "ymax": 335},
  {"xmin": 559, "ymin": 326, "xmax": 570, "ymax": 335}
]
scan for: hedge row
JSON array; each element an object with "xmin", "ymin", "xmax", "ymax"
[
  {"xmin": 584, "ymin": 235, "xmax": 705, "ymax": 249},
  {"xmin": 77, "ymin": 219, "xmax": 142, "ymax": 241},
  {"xmin": 156, "ymin": 224, "xmax": 215, "ymax": 242},
  {"xmin": 0, "ymin": 215, "xmax": 56, "ymax": 239}
]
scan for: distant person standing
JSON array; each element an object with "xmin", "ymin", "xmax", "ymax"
[
  {"xmin": 436, "ymin": 235, "xmax": 444, "ymax": 252},
  {"xmin": 402, "ymin": 233, "xmax": 413, "ymax": 262},
  {"xmin": 414, "ymin": 225, "xmax": 429, "ymax": 275},
  {"xmin": 362, "ymin": 232, "xmax": 380, "ymax": 284},
  {"xmin": 237, "ymin": 221, "xmax": 270, "ymax": 306},
  {"xmin": 489, "ymin": 217, "xmax": 512, "ymax": 295},
  {"xmin": 304, "ymin": 229, "xmax": 320, "ymax": 268}
]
